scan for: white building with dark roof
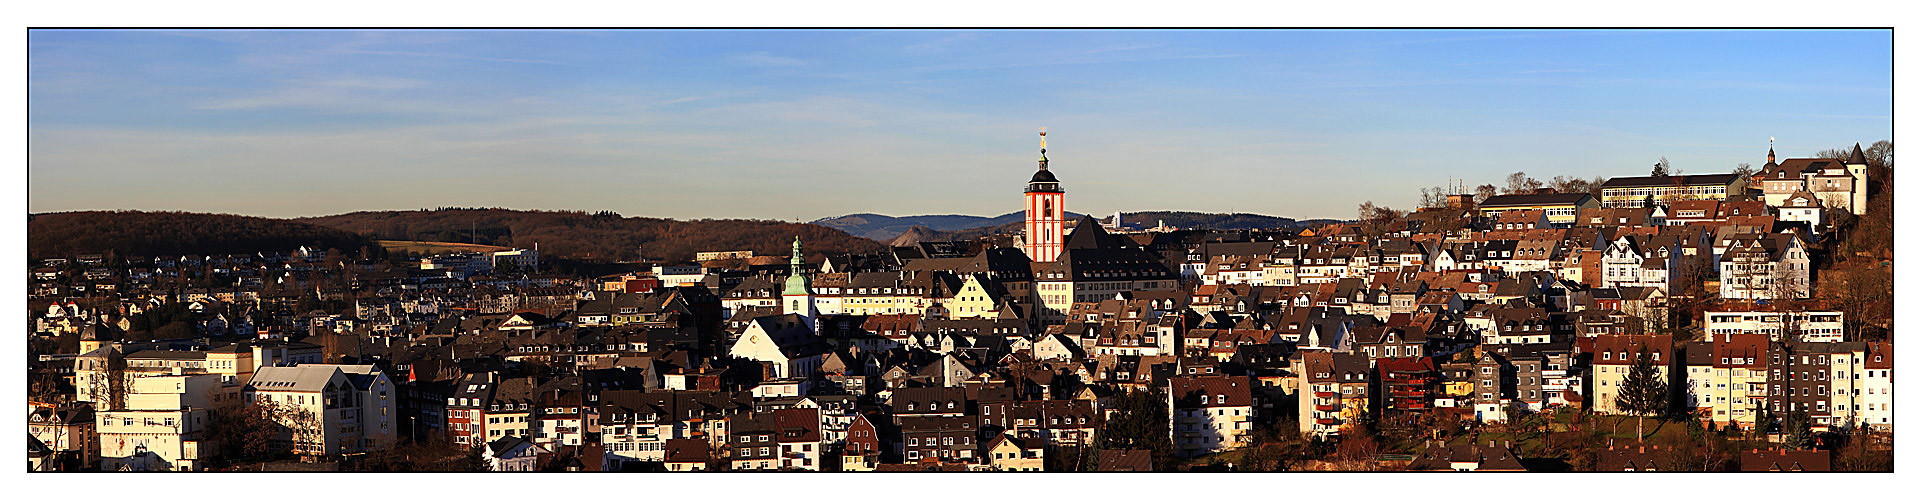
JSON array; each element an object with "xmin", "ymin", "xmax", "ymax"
[
  {"xmin": 1477, "ymin": 192, "xmax": 1598, "ymax": 226},
  {"xmin": 1167, "ymin": 375, "xmax": 1253, "ymax": 458},
  {"xmin": 243, "ymin": 364, "xmax": 396, "ymax": 457},
  {"xmin": 96, "ymin": 375, "xmax": 222, "ymax": 471},
  {"xmin": 1599, "ymin": 173, "xmax": 1745, "ymax": 208}
]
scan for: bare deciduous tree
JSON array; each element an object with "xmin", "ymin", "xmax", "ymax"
[
  {"xmin": 1418, "ymin": 186, "xmax": 1449, "ymax": 210},
  {"xmin": 1732, "ymin": 162, "xmax": 1755, "ymax": 179},
  {"xmin": 1356, "ymin": 201, "xmax": 1406, "ymax": 238},
  {"xmin": 1498, "ymin": 173, "xmax": 1529, "ymax": 194}
]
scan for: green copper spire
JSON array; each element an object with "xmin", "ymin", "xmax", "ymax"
[{"xmin": 783, "ymin": 236, "xmax": 811, "ymax": 296}]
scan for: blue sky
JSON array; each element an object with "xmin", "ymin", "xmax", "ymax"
[{"xmin": 28, "ymin": 29, "xmax": 1892, "ymax": 221}]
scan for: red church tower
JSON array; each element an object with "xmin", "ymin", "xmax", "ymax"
[{"xmin": 1025, "ymin": 128, "xmax": 1065, "ymax": 263}]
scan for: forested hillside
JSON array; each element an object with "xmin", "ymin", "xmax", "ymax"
[
  {"xmin": 27, "ymin": 211, "xmax": 380, "ymax": 259},
  {"xmin": 813, "ymin": 211, "xmax": 1081, "ymax": 241},
  {"xmin": 299, "ymin": 208, "xmax": 884, "ymax": 262},
  {"xmin": 1113, "ymin": 211, "xmax": 1327, "ymax": 231}
]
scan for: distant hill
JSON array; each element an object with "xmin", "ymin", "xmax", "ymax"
[
  {"xmin": 886, "ymin": 221, "xmax": 1017, "ymax": 247},
  {"xmin": 299, "ymin": 208, "xmax": 883, "ymax": 263},
  {"xmin": 1113, "ymin": 211, "xmax": 1331, "ymax": 231},
  {"xmin": 848, "ymin": 210, "xmax": 1326, "ymax": 244},
  {"xmin": 27, "ymin": 211, "xmax": 381, "ymax": 260},
  {"xmin": 375, "ymin": 240, "xmax": 512, "ymax": 256},
  {"xmin": 813, "ymin": 211, "xmax": 1082, "ymax": 241}
]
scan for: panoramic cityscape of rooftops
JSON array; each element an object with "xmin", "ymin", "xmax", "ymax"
[{"xmin": 25, "ymin": 29, "xmax": 1893, "ymax": 473}]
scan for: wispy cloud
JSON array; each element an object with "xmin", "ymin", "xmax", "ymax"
[
  {"xmin": 198, "ymin": 77, "xmax": 435, "ymax": 111},
  {"xmin": 1348, "ymin": 31, "xmax": 1571, "ymax": 49},
  {"xmin": 341, "ymin": 49, "xmax": 562, "ymax": 65},
  {"xmin": 900, "ymin": 49, "xmax": 1241, "ymax": 74},
  {"xmin": 735, "ymin": 51, "xmax": 809, "ymax": 68},
  {"xmin": 902, "ymin": 33, "xmax": 980, "ymax": 54}
]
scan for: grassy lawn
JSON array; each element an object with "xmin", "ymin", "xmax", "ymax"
[
  {"xmin": 1180, "ymin": 449, "xmax": 1246, "ymax": 468},
  {"xmin": 1440, "ymin": 413, "xmax": 1678, "ymax": 458}
]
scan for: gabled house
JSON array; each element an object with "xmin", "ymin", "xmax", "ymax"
[
  {"xmin": 484, "ymin": 436, "xmax": 548, "ymax": 471},
  {"xmin": 728, "ymin": 314, "xmax": 830, "ymax": 380},
  {"xmin": 1589, "ymin": 334, "xmax": 1675, "ymax": 415},
  {"xmin": 981, "ymin": 434, "xmax": 1046, "ymax": 471},
  {"xmin": 1167, "ymin": 375, "xmax": 1254, "ymax": 458},
  {"xmin": 1717, "ymin": 234, "xmax": 1810, "ymax": 300},
  {"xmin": 1297, "ymin": 351, "xmax": 1369, "ymax": 438}
]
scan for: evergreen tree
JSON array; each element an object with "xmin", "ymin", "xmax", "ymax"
[
  {"xmin": 1096, "ymin": 388, "xmax": 1174, "ymax": 469},
  {"xmin": 1783, "ymin": 409, "xmax": 1814, "ymax": 449},
  {"xmin": 1615, "ymin": 345, "xmax": 1668, "ymax": 442}
]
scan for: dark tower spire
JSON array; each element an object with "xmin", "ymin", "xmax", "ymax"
[
  {"xmin": 1038, "ymin": 127, "xmax": 1049, "ymax": 170},
  {"xmin": 1027, "ymin": 128, "xmax": 1061, "ymax": 191}
]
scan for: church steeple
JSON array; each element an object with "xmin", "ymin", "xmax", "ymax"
[
  {"xmin": 783, "ymin": 236, "xmax": 810, "ymax": 296},
  {"xmin": 1767, "ymin": 136, "xmax": 1776, "ymax": 164},
  {"xmin": 1037, "ymin": 126, "xmax": 1052, "ymax": 170},
  {"xmin": 782, "ymin": 236, "xmax": 818, "ymax": 326},
  {"xmin": 1027, "ymin": 128, "xmax": 1062, "ymax": 192},
  {"xmin": 1024, "ymin": 128, "xmax": 1066, "ymax": 263}
]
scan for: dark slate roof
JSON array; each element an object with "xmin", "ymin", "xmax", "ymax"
[
  {"xmin": 1741, "ymin": 449, "xmax": 1833, "ymax": 472},
  {"xmin": 1167, "ymin": 375, "xmax": 1253, "ymax": 408},
  {"xmin": 1036, "ymin": 247, "xmax": 1175, "ymax": 282},
  {"xmin": 663, "ymin": 438, "xmax": 710, "ymax": 463},
  {"xmin": 1600, "ymin": 173, "xmax": 1742, "ymax": 189},
  {"xmin": 27, "ymin": 434, "xmax": 51, "ymax": 456},
  {"xmin": 1478, "ymin": 193, "xmax": 1594, "ymax": 208},
  {"xmin": 1064, "ymin": 216, "xmax": 1123, "ymax": 250},
  {"xmin": 488, "ymin": 435, "xmax": 535, "ymax": 455}
]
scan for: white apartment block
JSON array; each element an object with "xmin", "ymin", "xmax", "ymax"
[
  {"xmin": 243, "ymin": 364, "xmax": 397, "ymax": 457},
  {"xmin": 96, "ymin": 375, "xmax": 222, "ymax": 471},
  {"xmin": 1704, "ymin": 310, "xmax": 1845, "ymax": 343}
]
